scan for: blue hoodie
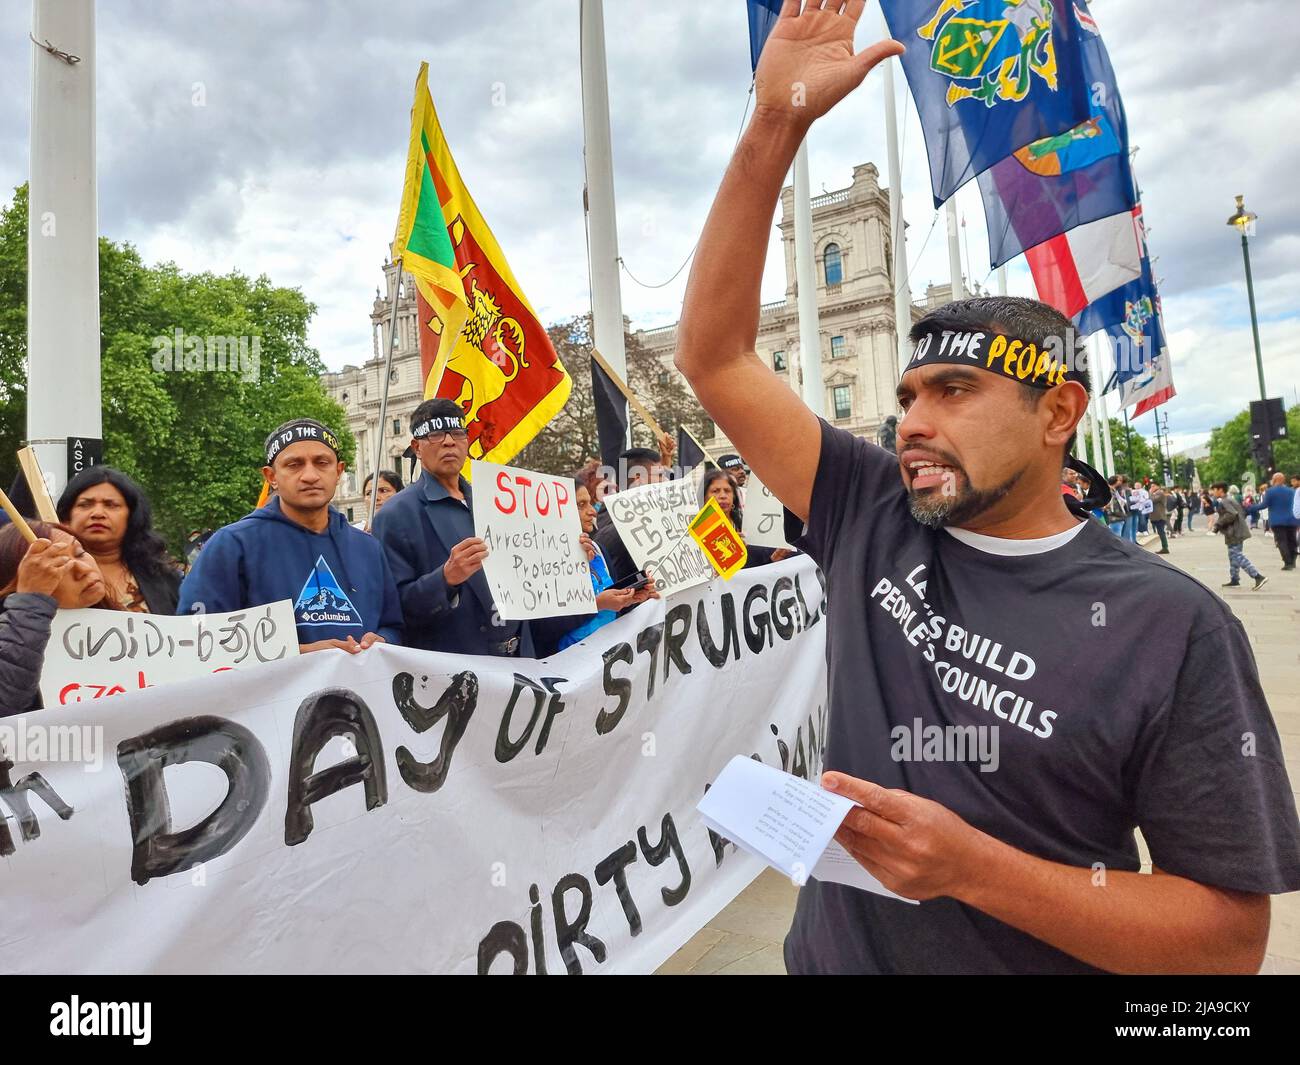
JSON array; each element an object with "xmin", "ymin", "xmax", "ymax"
[{"xmin": 178, "ymin": 497, "xmax": 403, "ymax": 646}]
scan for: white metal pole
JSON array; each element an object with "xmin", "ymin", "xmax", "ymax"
[
  {"xmin": 1099, "ymin": 391, "xmax": 1116, "ymax": 476},
  {"xmin": 27, "ymin": 0, "xmax": 100, "ymax": 497},
  {"xmin": 882, "ymin": 54, "xmax": 912, "ymax": 369},
  {"xmin": 995, "ymin": 265, "xmax": 1007, "ymax": 296},
  {"xmin": 369, "ymin": 261, "xmax": 403, "ymax": 528},
  {"xmin": 793, "ymin": 142, "xmax": 824, "ymax": 416},
  {"xmin": 579, "ymin": 0, "xmax": 629, "ymax": 440},
  {"xmin": 1089, "ymin": 391, "xmax": 1105, "ymax": 475},
  {"xmin": 945, "ymin": 199, "xmax": 966, "ymax": 301}
]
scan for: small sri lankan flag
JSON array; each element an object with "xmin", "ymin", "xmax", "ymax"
[
  {"xmin": 391, "ymin": 62, "xmax": 570, "ymax": 466},
  {"xmin": 688, "ymin": 497, "xmax": 747, "ymax": 579}
]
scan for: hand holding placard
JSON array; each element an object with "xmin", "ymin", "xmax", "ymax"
[{"xmin": 471, "ymin": 459, "xmax": 595, "ymax": 620}]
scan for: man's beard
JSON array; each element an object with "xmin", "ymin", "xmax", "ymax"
[{"xmin": 907, "ymin": 467, "xmax": 1025, "ymax": 529}]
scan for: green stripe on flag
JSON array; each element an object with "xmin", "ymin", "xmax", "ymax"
[{"xmin": 405, "ymin": 131, "xmax": 455, "ymax": 267}]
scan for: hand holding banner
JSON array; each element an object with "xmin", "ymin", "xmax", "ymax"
[{"xmin": 39, "ymin": 601, "xmax": 299, "ymax": 708}]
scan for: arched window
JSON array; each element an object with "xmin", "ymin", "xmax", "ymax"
[{"xmin": 824, "ymin": 243, "xmax": 843, "ymax": 286}]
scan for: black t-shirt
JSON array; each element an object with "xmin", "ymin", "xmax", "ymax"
[{"xmin": 785, "ymin": 420, "xmax": 1300, "ymax": 974}]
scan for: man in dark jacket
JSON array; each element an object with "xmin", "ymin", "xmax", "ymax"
[
  {"xmin": 373, "ymin": 399, "xmax": 573, "ymax": 657},
  {"xmin": 1149, "ymin": 485, "xmax": 1170, "ymax": 554},
  {"xmin": 178, "ymin": 419, "xmax": 402, "ymax": 652},
  {"xmin": 1245, "ymin": 472, "xmax": 1297, "ymax": 570},
  {"xmin": 1211, "ymin": 482, "xmax": 1267, "ymax": 590}
]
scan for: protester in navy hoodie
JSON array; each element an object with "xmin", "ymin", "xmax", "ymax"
[{"xmin": 179, "ymin": 418, "xmax": 402, "ymax": 652}]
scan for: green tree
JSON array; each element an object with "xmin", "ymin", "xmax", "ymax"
[
  {"xmin": 1273, "ymin": 407, "xmax": 1300, "ymax": 475},
  {"xmin": 0, "ymin": 185, "xmax": 28, "ymax": 486},
  {"xmin": 1107, "ymin": 417, "xmax": 1158, "ymax": 482},
  {"xmin": 0, "ymin": 183, "xmax": 352, "ymax": 553},
  {"xmin": 1201, "ymin": 410, "xmax": 1251, "ymax": 488},
  {"xmin": 513, "ymin": 313, "xmax": 710, "ymax": 476},
  {"xmin": 1200, "ymin": 405, "xmax": 1300, "ymax": 487}
]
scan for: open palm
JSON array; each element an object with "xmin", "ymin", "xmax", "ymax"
[{"xmin": 754, "ymin": 0, "xmax": 904, "ymax": 127}]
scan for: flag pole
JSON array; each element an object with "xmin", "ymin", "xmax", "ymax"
[
  {"xmin": 0, "ymin": 485, "xmax": 37, "ymax": 542},
  {"xmin": 1096, "ymin": 337, "xmax": 1117, "ymax": 475},
  {"xmin": 1099, "ymin": 392, "xmax": 1116, "ymax": 476},
  {"xmin": 1121, "ymin": 405, "xmax": 1135, "ymax": 477},
  {"xmin": 1089, "ymin": 391, "xmax": 1105, "ymax": 478},
  {"xmin": 579, "ymin": 0, "xmax": 630, "ymax": 446},
  {"xmin": 882, "ymin": 49, "xmax": 912, "ymax": 372},
  {"xmin": 27, "ymin": 0, "xmax": 100, "ymax": 498},
  {"xmin": 792, "ymin": 143, "xmax": 825, "ymax": 416},
  {"xmin": 369, "ymin": 258, "xmax": 404, "ymax": 529},
  {"xmin": 945, "ymin": 199, "xmax": 966, "ymax": 300}
]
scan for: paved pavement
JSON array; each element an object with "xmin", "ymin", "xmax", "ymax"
[{"xmin": 659, "ymin": 520, "xmax": 1300, "ymax": 975}]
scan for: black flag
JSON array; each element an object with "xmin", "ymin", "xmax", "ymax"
[
  {"xmin": 592, "ymin": 356, "xmax": 629, "ymax": 472},
  {"xmin": 676, "ymin": 427, "xmax": 714, "ymax": 475}
]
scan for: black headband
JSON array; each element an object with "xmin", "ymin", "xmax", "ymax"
[
  {"xmin": 906, "ymin": 328, "xmax": 1086, "ymax": 390},
  {"xmin": 265, "ymin": 420, "xmax": 341, "ymax": 467},
  {"xmin": 411, "ymin": 413, "xmax": 466, "ymax": 438}
]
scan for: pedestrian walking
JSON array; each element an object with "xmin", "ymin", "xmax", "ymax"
[{"xmin": 1210, "ymin": 482, "xmax": 1267, "ymax": 589}]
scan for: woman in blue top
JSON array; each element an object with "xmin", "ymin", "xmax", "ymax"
[{"xmin": 557, "ymin": 480, "xmax": 658, "ymax": 651}]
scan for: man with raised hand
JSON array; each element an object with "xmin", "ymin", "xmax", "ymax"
[{"xmin": 673, "ymin": 0, "xmax": 1299, "ymax": 974}]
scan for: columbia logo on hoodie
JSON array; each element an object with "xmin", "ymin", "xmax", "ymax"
[{"xmin": 294, "ymin": 556, "xmax": 363, "ymax": 630}]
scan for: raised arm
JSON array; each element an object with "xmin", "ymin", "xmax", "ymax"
[{"xmin": 674, "ymin": 0, "xmax": 901, "ymax": 520}]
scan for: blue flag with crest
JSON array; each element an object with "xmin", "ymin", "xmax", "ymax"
[
  {"xmin": 746, "ymin": 0, "xmax": 783, "ymax": 71},
  {"xmin": 976, "ymin": 1, "xmax": 1135, "ymax": 267},
  {"xmin": 1078, "ymin": 252, "xmax": 1165, "ymax": 393},
  {"xmin": 881, "ymin": 0, "xmax": 1097, "ymax": 205}
]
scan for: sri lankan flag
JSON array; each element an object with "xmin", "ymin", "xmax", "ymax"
[
  {"xmin": 392, "ymin": 63, "xmax": 570, "ymax": 464},
  {"xmin": 689, "ymin": 497, "xmax": 747, "ymax": 579}
]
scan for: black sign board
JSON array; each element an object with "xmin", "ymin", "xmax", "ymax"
[{"xmin": 67, "ymin": 436, "xmax": 103, "ymax": 482}]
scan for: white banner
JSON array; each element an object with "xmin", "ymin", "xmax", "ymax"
[
  {"xmin": 741, "ymin": 473, "xmax": 792, "ymax": 550},
  {"xmin": 605, "ymin": 472, "xmax": 713, "ymax": 596},
  {"xmin": 1, "ymin": 558, "xmax": 829, "ymax": 975},
  {"xmin": 40, "ymin": 601, "xmax": 299, "ymax": 708},
  {"xmin": 471, "ymin": 459, "xmax": 595, "ymax": 621}
]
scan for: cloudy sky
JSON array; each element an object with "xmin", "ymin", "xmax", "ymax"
[{"xmin": 2, "ymin": 0, "xmax": 1297, "ymax": 452}]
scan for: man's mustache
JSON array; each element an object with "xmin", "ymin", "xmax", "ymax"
[{"xmin": 898, "ymin": 446, "xmax": 965, "ymax": 473}]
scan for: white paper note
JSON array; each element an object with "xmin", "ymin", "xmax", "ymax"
[{"xmin": 697, "ymin": 755, "xmax": 918, "ymax": 904}]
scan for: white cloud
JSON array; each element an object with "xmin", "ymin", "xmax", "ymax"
[{"xmin": 2, "ymin": 0, "xmax": 1296, "ymax": 452}]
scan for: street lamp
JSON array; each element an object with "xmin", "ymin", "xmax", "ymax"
[{"xmin": 1226, "ymin": 195, "xmax": 1265, "ymax": 403}]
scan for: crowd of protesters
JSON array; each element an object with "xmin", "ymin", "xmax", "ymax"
[
  {"xmin": 1090, "ymin": 470, "xmax": 1297, "ymax": 587},
  {"xmin": 0, "ymin": 399, "xmax": 804, "ymax": 714}
]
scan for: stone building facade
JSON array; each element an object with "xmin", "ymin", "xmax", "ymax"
[
  {"xmin": 634, "ymin": 162, "xmax": 928, "ymax": 455},
  {"xmin": 320, "ymin": 260, "xmax": 426, "ymax": 523}
]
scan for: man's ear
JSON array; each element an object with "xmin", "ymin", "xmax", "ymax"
[{"xmin": 1044, "ymin": 381, "xmax": 1090, "ymax": 450}]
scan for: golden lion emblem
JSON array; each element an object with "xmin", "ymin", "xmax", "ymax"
[{"xmin": 444, "ymin": 273, "xmax": 530, "ymax": 456}]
